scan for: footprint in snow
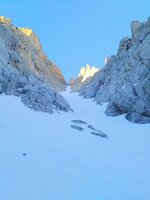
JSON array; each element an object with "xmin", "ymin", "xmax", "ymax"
[
  {"xmin": 71, "ymin": 125, "xmax": 84, "ymax": 131},
  {"xmin": 71, "ymin": 119, "xmax": 108, "ymax": 139},
  {"xmin": 71, "ymin": 120, "xmax": 87, "ymax": 125},
  {"xmin": 90, "ymin": 132, "xmax": 108, "ymax": 138}
]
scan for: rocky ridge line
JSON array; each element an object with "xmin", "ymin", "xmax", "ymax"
[
  {"xmin": 0, "ymin": 16, "xmax": 71, "ymax": 113},
  {"xmin": 77, "ymin": 17, "xmax": 150, "ymax": 124}
]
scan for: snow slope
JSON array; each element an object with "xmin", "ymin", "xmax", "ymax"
[{"xmin": 0, "ymin": 88, "xmax": 150, "ymax": 200}]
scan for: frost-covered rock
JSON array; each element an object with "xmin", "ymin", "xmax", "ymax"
[
  {"xmin": 78, "ymin": 17, "xmax": 150, "ymax": 124},
  {"xmin": 0, "ymin": 16, "xmax": 71, "ymax": 113}
]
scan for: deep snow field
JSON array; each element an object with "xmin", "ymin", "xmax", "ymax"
[{"xmin": 0, "ymin": 88, "xmax": 150, "ymax": 200}]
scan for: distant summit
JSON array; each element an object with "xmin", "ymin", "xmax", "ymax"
[
  {"xmin": 79, "ymin": 64, "xmax": 99, "ymax": 82},
  {"xmin": 70, "ymin": 64, "xmax": 99, "ymax": 91}
]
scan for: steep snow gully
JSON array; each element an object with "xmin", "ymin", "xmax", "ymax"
[
  {"xmin": 1, "ymin": 16, "xmax": 150, "ymax": 123},
  {"xmin": 0, "ymin": 87, "xmax": 150, "ymax": 200},
  {"xmin": 0, "ymin": 16, "xmax": 150, "ymax": 200}
]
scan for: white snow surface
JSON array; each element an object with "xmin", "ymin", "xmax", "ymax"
[{"xmin": 0, "ymin": 87, "xmax": 150, "ymax": 200}]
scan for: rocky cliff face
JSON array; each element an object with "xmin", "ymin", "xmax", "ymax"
[
  {"xmin": 70, "ymin": 64, "xmax": 99, "ymax": 91},
  {"xmin": 0, "ymin": 16, "xmax": 71, "ymax": 113},
  {"xmin": 78, "ymin": 17, "xmax": 150, "ymax": 124},
  {"xmin": 0, "ymin": 16, "xmax": 66, "ymax": 91}
]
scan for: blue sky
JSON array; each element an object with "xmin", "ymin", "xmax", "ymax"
[{"xmin": 0, "ymin": 0, "xmax": 150, "ymax": 80}]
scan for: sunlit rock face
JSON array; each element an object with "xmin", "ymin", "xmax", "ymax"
[
  {"xmin": 78, "ymin": 17, "xmax": 150, "ymax": 124},
  {"xmin": 0, "ymin": 17, "xmax": 66, "ymax": 91},
  {"xmin": 0, "ymin": 16, "xmax": 71, "ymax": 113},
  {"xmin": 0, "ymin": 16, "xmax": 11, "ymax": 24},
  {"xmin": 70, "ymin": 64, "xmax": 99, "ymax": 91},
  {"xmin": 79, "ymin": 64, "xmax": 99, "ymax": 82}
]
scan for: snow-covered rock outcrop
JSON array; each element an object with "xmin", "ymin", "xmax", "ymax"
[
  {"xmin": 78, "ymin": 17, "xmax": 150, "ymax": 124},
  {"xmin": 0, "ymin": 16, "xmax": 71, "ymax": 113},
  {"xmin": 70, "ymin": 64, "xmax": 99, "ymax": 91}
]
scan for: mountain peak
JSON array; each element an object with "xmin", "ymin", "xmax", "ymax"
[
  {"xmin": 79, "ymin": 64, "xmax": 99, "ymax": 82},
  {"xmin": 0, "ymin": 16, "xmax": 71, "ymax": 114},
  {"xmin": 0, "ymin": 16, "xmax": 11, "ymax": 24},
  {"xmin": 70, "ymin": 64, "xmax": 99, "ymax": 91},
  {"xmin": 77, "ymin": 16, "xmax": 150, "ymax": 124},
  {"xmin": 19, "ymin": 27, "xmax": 33, "ymax": 36}
]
